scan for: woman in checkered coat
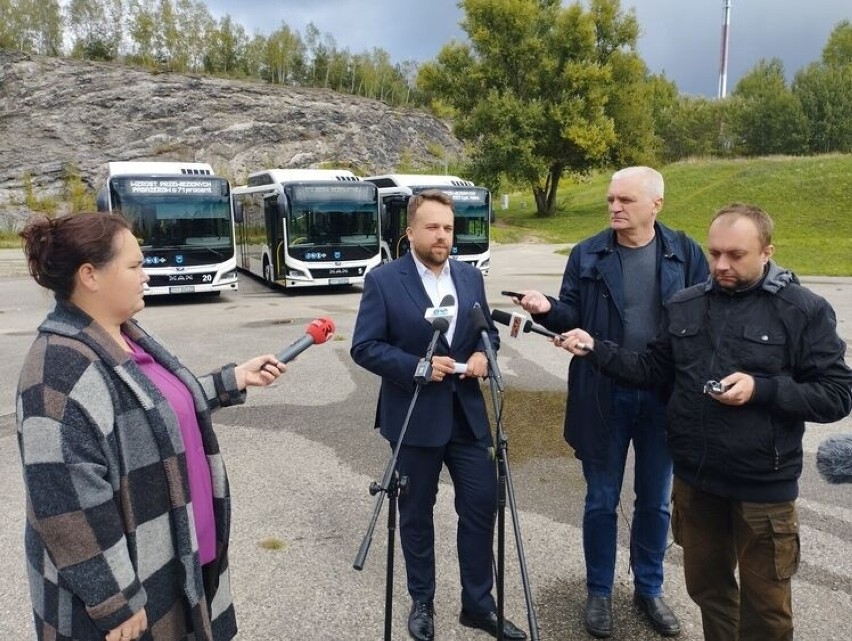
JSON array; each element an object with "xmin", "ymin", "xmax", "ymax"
[{"xmin": 16, "ymin": 213, "xmax": 286, "ymax": 641}]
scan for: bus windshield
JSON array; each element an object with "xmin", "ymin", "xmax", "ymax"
[
  {"xmin": 109, "ymin": 176, "xmax": 233, "ymax": 254},
  {"xmin": 286, "ymin": 183, "xmax": 379, "ymax": 259}
]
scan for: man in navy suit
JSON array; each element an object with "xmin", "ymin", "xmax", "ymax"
[{"xmin": 351, "ymin": 190, "xmax": 526, "ymax": 641}]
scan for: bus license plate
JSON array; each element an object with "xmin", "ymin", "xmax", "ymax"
[
  {"xmin": 329, "ymin": 277, "xmax": 350, "ymax": 285},
  {"xmin": 169, "ymin": 285, "xmax": 196, "ymax": 294}
]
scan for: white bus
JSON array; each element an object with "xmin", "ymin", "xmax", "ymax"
[
  {"xmin": 231, "ymin": 169, "xmax": 381, "ymax": 288},
  {"xmin": 96, "ymin": 161, "xmax": 238, "ymax": 296},
  {"xmin": 362, "ymin": 174, "xmax": 491, "ymax": 273}
]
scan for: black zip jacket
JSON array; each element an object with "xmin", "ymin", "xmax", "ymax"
[{"xmin": 589, "ymin": 262, "xmax": 852, "ymax": 502}]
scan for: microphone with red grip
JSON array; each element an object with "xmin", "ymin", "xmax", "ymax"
[{"xmin": 275, "ymin": 317, "xmax": 336, "ymax": 363}]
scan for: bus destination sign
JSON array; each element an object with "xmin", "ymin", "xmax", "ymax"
[
  {"xmin": 127, "ymin": 179, "xmax": 215, "ymax": 196},
  {"xmin": 437, "ymin": 188, "xmax": 487, "ymax": 204},
  {"xmin": 290, "ymin": 183, "xmax": 376, "ymax": 202}
]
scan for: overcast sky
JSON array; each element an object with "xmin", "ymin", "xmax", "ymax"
[{"xmin": 204, "ymin": 0, "xmax": 849, "ymax": 96}]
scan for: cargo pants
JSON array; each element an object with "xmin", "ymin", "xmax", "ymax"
[{"xmin": 671, "ymin": 477, "xmax": 800, "ymax": 641}]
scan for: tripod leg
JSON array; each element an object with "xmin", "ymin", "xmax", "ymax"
[
  {"xmin": 502, "ymin": 451, "xmax": 540, "ymax": 639},
  {"xmin": 384, "ymin": 472, "xmax": 399, "ymax": 641},
  {"xmin": 384, "ymin": 473, "xmax": 409, "ymax": 640},
  {"xmin": 496, "ymin": 461, "xmax": 506, "ymax": 641}
]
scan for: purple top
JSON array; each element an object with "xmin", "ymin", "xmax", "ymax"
[{"xmin": 125, "ymin": 337, "xmax": 216, "ymax": 565}]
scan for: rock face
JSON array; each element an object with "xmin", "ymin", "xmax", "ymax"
[{"xmin": 0, "ymin": 50, "xmax": 463, "ymax": 226}]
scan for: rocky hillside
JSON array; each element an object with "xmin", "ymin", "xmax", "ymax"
[{"xmin": 0, "ymin": 50, "xmax": 463, "ymax": 227}]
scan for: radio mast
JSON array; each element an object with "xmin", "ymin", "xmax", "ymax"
[{"xmin": 718, "ymin": 0, "xmax": 732, "ymax": 98}]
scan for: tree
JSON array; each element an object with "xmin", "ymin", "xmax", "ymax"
[
  {"xmin": 792, "ymin": 22, "xmax": 852, "ymax": 154},
  {"xmin": 70, "ymin": 0, "xmax": 119, "ymax": 60},
  {"xmin": 822, "ymin": 19, "xmax": 852, "ymax": 67},
  {"xmin": 155, "ymin": 0, "xmax": 183, "ymax": 70},
  {"xmin": 176, "ymin": 0, "xmax": 214, "ymax": 74},
  {"xmin": 793, "ymin": 63, "xmax": 852, "ymax": 153},
  {"xmin": 1, "ymin": 0, "xmax": 63, "ymax": 55},
  {"xmin": 66, "ymin": 0, "xmax": 123, "ymax": 61},
  {"xmin": 662, "ymin": 95, "xmax": 732, "ymax": 160},
  {"xmin": 264, "ymin": 23, "xmax": 304, "ymax": 85},
  {"xmin": 203, "ymin": 15, "xmax": 247, "ymax": 75},
  {"xmin": 729, "ymin": 58, "xmax": 809, "ymax": 156},
  {"xmin": 419, "ymin": 0, "xmax": 643, "ymax": 217},
  {"xmin": 241, "ymin": 34, "xmax": 266, "ymax": 79},
  {"xmin": 0, "ymin": 0, "xmax": 14, "ymax": 50},
  {"xmin": 127, "ymin": 0, "xmax": 158, "ymax": 66},
  {"xmin": 589, "ymin": 0, "xmax": 658, "ymax": 166},
  {"xmin": 26, "ymin": 0, "xmax": 63, "ymax": 56}
]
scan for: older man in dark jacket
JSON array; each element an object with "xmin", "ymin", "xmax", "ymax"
[
  {"xmin": 561, "ymin": 203, "xmax": 852, "ymax": 641},
  {"xmin": 517, "ymin": 166, "xmax": 709, "ymax": 638}
]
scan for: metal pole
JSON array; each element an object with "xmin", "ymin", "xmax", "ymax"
[{"xmin": 718, "ymin": 0, "xmax": 732, "ymax": 98}]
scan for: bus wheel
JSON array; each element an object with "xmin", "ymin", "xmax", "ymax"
[{"xmin": 263, "ymin": 260, "xmax": 274, "ymax": 283}]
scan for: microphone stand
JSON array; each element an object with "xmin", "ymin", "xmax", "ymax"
[
  {"xmin": 354, "ymin": 326, "xmax": 445, "ymax": 641},
  {"xmin": 479, "ymin": 330, "xmax": 540, "ymax": 640}
]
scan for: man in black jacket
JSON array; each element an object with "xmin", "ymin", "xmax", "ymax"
[{"xmin": 560, "ymin": 203, "xmax": 852, "ymax": 641}]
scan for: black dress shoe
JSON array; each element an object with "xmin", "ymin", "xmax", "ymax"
[
  {"xmin": 459, "ymin": 609, "xmax": 527, "ymax": 640},
  {"xmin": 408, "ymin": 600, "xmax": 434, "ymax": 641},
  {"xmin": 633, "ymin": 594, "xmax": 681, "ymax": 637},
  {"xmin": 583, "ymin": 595, "xmax": 613, "ymax": 638}
]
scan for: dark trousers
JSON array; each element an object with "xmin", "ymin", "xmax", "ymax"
[
  {"xmin": 394, "ymin": 406, "xmax": 497, "ymax": 614},
  {"xmin": 672, "ymin": 477, "xmax": 799, "ymax": 641}
]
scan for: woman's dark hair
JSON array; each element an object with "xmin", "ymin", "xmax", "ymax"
[{"xmin": 19, "ymin": 212, "xmax": 133, "ymax": 300}]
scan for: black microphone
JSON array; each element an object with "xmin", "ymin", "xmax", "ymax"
[
  {"xmin": 491, "ymin": 309, "xmax": 559, "ymax": 339},
  {"xmin": 470, "ymin": 302, "xmax": 504, "ymax": 392},
  {"xmin": 816, "ymin": 433, "xmax": 852, "ymax": 484},
  {"xmin": 414, "ymin": 294, "xmax": 455, "ymax": 384},
  {"xmin": 276, "ymin": 317, "xmax": 336, "ymax": 363},
  {"xmin": 491, "ymin": 308, "xmax": 591, "ymax": 351}
]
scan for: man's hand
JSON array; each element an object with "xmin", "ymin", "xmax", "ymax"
[
  {"xmin": 461, "ymin": 351, "xmax": 488, "ymax": 379},
  {"xmin": 559, "ymin": 329, "xmax": 594, "ymax": 355},
  {"xmin": 708, "ymin": 372, "xmax": 755, "ymax": 405},
  {"xmin": 430, "ymin": 355, "xmax": 456, "ymax": 383},
  {"xmin": 105, "ymin": 607, "xmax": 147, "ymax": 641},
  {"xmin": 515, "ymin": 290, "xmax": 552, "ymax": 315},
  {"xmin": 429, "ymin": 352, "xmax": 489, "ymax": 381}
]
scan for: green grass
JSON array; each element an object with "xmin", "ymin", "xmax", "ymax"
[{"xmin": 492, "ymin": 154, "xmax": 852, "ymax": 276}]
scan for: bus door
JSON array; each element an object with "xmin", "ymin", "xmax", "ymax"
[
  {"xmin": 381, "ymin": 194, "xmax": 411, "ymax": 260},
  {"xmin": 264, "ymin": 193, "xmax": 286, "ymax": 281}
]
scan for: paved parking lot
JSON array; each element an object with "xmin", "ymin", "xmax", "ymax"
[{"xmin": 1, "ymin": 244, "xmax": 850, "ymax": 640}]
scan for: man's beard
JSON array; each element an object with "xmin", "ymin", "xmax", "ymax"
[{"xmin": 420, "ymin": 245, "xmax": 448, "ymax": 266}]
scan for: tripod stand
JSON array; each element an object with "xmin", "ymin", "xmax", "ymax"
[
  {"xmin": 353, "ymin": 321, "xmax": 444, "ymax": 641},
  {"xmin": 481, "ymin": 334, "xmax": 541, "ymax": 640},
  {"xmin": 353, "ymin": 383, "xmax": 422, "ymax": 641}
]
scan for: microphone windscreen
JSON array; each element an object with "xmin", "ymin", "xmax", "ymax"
[
  {"xmin": 439, "ymin": 294, "xmax": 456, "ymax": 307},
  {"xmin": 816, "ymin": 433, "xmax": 852, "ymax": 484},
  {"xmin": 491, "ymin": 309, "xmax": 512, "ymax": 327},
  {"xmin": 432, "ymin": 316, "xmax": 450, "ymax": 334},
  {"xmin": 305, "ymin": 317, "xmax": 336, "ymax": 344},
  {"xmin": 469, "ymin": 304, "xmax": 489, "ymax": 332}
]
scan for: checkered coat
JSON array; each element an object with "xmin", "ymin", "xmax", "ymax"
[{"xmin": 16, "ymin": 299, "xmax": 244, "ymax": 640}]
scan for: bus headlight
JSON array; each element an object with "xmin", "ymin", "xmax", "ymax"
[{"xmin": 284, "ymin": 266, "xmax": 310, "ymax": 280}]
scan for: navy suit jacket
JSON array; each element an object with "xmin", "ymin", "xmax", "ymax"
[{"xmin": 351, "ymin": 253, "xmax": 499, "ymax": 447}]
